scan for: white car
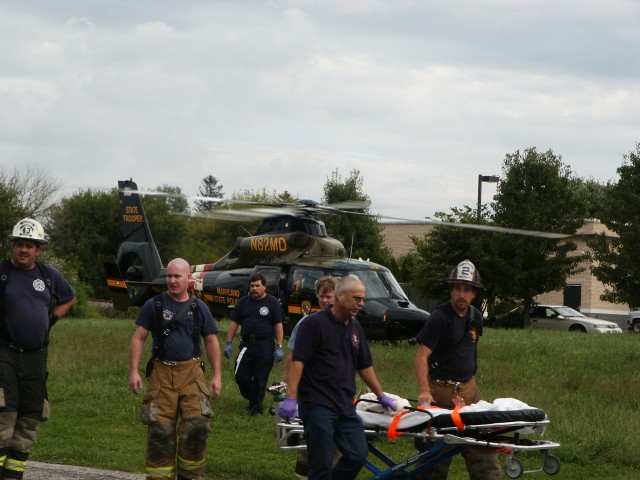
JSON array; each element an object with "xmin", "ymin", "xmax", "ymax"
[{"xmin": 529, "ymin": 305, "xmax": 622, "ymax": 334}]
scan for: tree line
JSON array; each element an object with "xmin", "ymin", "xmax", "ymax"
[{"xmin": 2, "ymin": 143, "xmax": 639, "ymax": 324}]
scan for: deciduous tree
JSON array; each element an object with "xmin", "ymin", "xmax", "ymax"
[
  {"xmin": 409, "ymin": 207, "xmax": 496, "ymax": 310},
  {"xmin": 140, "ymin": 185, "xmax": 190, "ymax": 264},
  {"xmin": 0, "ymin": 182, "xmax": 27, "ymax": 256},
  {"xmin": 589, "ymin": 143, "xmax": 640, "ymax": 307},
  {"xmin": 490, "ymin": 148, "xmax": 585, "ymax": 326},
  {"xmin": 0, "ymin": 165, "xmax": 61, "ymax": 221},
  {"xmin": 48, "ymin": 189, "xmax": 121, "ymax": 298}
]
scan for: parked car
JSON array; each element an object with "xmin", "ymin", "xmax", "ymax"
[{"xmin": 491, "ymin": 305, "xmax": 623, "ymax": 333}]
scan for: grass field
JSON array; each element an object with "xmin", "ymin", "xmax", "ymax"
[{"xmin": 32, "ymin": 317, "xmax": 640, "ymax": 479}]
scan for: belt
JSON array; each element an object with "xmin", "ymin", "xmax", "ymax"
[
  {"xmin": 0, "ymin": 338, "xmax": 47, "ymax": 352},
  {"xmin": 157, "ymin": 357, "xmax": 200, "ymax": 366},
  {"xmin": 433, "ymin": 378, "xmax": 463, "ymax": 386},
  {"xmin": 241, "ymin": 334, "xmax": 271, "ymax": 343}
]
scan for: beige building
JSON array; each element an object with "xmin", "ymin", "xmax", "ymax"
[{"xmin": 380, "ymin": 220, "xmax": 629, "ymax": 325}]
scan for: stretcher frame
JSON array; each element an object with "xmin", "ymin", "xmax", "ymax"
[{"xmin": 276, "ymin": 402, "xmax": 560, "ymax": 479}]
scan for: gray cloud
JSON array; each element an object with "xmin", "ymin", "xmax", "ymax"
[{"xmin": 1, "ymin": 0, "xmax": 638, "ymax": 221}]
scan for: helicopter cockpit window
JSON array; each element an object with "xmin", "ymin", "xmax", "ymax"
[
  {"xmin": 379, "ymin": 271, "xmax": 410, "ymax": 301},
  {"xmin": 345, "ymin": 271, "xmax": 386, "ymax": 299},
  {"xmin": 347, "ymin": 270, "xmax": 408, "ymax": 301},
  {"xmin": 291, "ymin": 268, "xmax": 323, "ymax": 297}
]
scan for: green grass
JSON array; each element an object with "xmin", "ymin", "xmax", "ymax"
[{"xmin": 32, "ymin": 318, "xmax": 640, "ymax": 479}]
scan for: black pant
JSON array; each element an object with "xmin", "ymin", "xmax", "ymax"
[
  {"xmin": 0, "ymin": 344, "xmax": 48, "ymax": 480},
  {"xmin": 234, "ymin": 339, "xmax": 274, "ymax": 408},
  {"xmin": 0, "ymin": 345, "xmax": 47, "ymax": 420}
]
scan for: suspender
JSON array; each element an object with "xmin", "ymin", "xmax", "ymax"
[
  {"xmin": 429, "ymin": 305, "xmax": 481, "ymax": 379},
  {"xmin": 145, "ymin": 293, "xmax": 202, "ymax": 377}
]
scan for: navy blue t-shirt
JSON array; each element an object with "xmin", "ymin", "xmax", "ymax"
[
  {"xmin": 293, "ymin": 308, "xmax": 373, "ymax": 416},
  {"xmin": 231, "ymin": 294, "xmax": 283, "ymax": 337},
  {"xmin": 4, "ymin": 262, "xmax": 76, "ymax": 350},
  {"xmin": 136, "ymin": 293, "xmax": 218, "ymax": 361},
  {"xmin": 415, "ymin": 302, "xmax": 483, "ymax": 382}
]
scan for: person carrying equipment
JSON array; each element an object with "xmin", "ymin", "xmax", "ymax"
[{"xmin": 413, "ymin": 259, "xmax": 502, "ymax": 480}]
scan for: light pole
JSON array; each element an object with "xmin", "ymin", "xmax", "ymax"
[{"xmin": 477, "ymin": 174, "xmax": 499, "ymax": 222}]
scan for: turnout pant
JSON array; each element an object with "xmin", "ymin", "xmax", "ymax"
[
  {"xmin": 414, "ymin": 377, "xmax": 502, "ymax": 480},
  {"xmin": 141, "ymin": 359, "xmax": 213, "ymax": 480},
  {"xmin": 0, "ymin": 345, "xmax": 49, "ymax": 480},
  {"xmin": 233, "ymin": 338, "xmax": 274, "ymax": 410}
]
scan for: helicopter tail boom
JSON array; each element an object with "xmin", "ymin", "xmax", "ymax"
[{"xmin": 104, "ymin": 180, "xmax": 166, "ymax": 311}]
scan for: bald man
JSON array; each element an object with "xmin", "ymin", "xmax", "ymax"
[{"xmin": 129, "ymin": 258, "xmax": 222, "ymax": 480}]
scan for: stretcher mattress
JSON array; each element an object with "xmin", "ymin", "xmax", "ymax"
[{"xmin": 356, "ymin": 397, "xmax": 547, "ymax": 434}]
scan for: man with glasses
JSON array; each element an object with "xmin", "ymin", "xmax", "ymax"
[{"xmin": 279, "ymin": 276, "xmax": 397, "ymax": 480}]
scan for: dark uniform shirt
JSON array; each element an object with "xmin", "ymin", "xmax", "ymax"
[
  {"xmin": 231, "ymin": 294, "xmax": 283, "ymax": 337},
  {"xmin": 3, "ymin": 262, "xmax": 75, "ymax": 350},
  {"xmin": 416, "ymin": 301, "xmax": 483, "ymax": 382},
  {"xmin": 293, "ymin": 308, "xmax": 373, "ymax": 416},
  {"xmin": 136, "ymin": 293, "xmax": 218, "ymax": 361}
]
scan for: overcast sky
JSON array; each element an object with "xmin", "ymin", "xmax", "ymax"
[{"xmin": 1, "ymin": 0, "xmax": 638, "ymax": 221}]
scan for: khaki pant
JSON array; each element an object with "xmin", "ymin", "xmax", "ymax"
[
  {"xmin": 414, "ymin": 378, "xmax": 502, "ymax": 480},
  {"xmin": 141, "ymin": 359, "xmax": 212, "ymax": 480}
]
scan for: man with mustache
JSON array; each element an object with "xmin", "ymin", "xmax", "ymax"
[{"xmin": 414, "ymin": 259, "xmax": 501, "ymax": 480}]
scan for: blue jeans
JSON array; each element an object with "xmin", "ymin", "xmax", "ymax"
[{"xmin": 298, "ymin": 401, "xmax": 368, "ymax": 480}]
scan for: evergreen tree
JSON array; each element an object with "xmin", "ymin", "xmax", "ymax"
[
  {"xmin": 321, "ymin": 169, "xmax": 392, "ymax": 266},
  {"xmin": 195, "ymin": 175, "xmax": 224, "ymax": 213}
]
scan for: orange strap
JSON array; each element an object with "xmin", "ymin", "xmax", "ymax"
[
  {"xmin": 450, "ymin": 406, "xmax": 465, "ymax": 430},
  {"xmin": 387, "ymin": 411, "xmax": 409, "ymax": 439}
]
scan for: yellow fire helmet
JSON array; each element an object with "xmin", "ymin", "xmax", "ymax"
[{"xmin": 8, "ymin": 217, "xmax": 48, "ymax": 245}]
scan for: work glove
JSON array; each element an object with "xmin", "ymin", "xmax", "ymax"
[
  {"xmin": 279, "ymin": 397, "xmax": 297, "ymax": 421},
  {"xmin": 377, "ymin": 394, "xmax": 398, "ymax": 412},
  {"xmin": 223, "ymin": 341, "xmax": 233, "ymax": 359},
  {"xmin": 274, "ymin": 346, "xmax": 284, "ymax": 363}
]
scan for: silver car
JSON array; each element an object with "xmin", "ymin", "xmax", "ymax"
[{"xmin": 529, "ymin": 305, "xmax": 622, "ymax": 333}]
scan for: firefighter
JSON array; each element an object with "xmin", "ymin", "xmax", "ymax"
[
  {"xmin": 414, "ymin": 259, "xmax": 502, "ymax": 480},
  {"xmin": 128, "ymin": 258, "xmax": 222, "ymax": 480},
  {"xmin": 0, "ymin": 218, "xmax": 76, "ymax": 480}
]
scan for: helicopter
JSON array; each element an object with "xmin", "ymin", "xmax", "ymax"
[{"xmin": 104, "ymin": 179, "xmax": 432, "ymax": 340}]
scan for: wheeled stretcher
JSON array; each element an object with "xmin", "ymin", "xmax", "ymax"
[{"xmin": 276, "ymin": 397, "xmax": 560, "ymax": 479}]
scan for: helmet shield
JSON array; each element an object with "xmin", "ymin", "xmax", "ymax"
[
  {"xmin": 446, "ymin": 259, "xmax": 483, "ymax": 289},
  {"xmin": 8, "ymin": 218, "xmax": 48, "ymax": 245}
]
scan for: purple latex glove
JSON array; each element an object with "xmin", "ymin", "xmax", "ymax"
[
  {"xmin": 279, "ymin": 397, "xmax": 298, "ymax": 421},
  {"xmin": 377, "ymin": 394, "xmax": 397, "ymax": 412}
]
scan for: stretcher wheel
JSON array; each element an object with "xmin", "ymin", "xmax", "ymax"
[
  {"xmin": 505, "ymin": 458, "xmax": 523, "ymax": 478},
  {"xmin": 543, "ymin": 454, "xmax": 560, "ymax": 475}
]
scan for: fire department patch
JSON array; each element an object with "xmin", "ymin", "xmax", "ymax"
[
  {"xmin": 351, "ymin": 332, "xmax": 360, "ymax": 348},
  {"xmin": 259, "ymin": 306, "xmax": 269, "ymax": 316},
  {"xmin": 33, "ymin": 279, "xmax": 45, "ymax": 292},
  {"xmin": 163, "ymin": 309, "xmax": 173, "ymax": 321}
]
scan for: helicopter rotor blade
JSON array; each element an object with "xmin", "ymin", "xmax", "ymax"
[
  {"xmin": 346, "ymin": 211, "xmax": 571, "ymax": 239},
  {"xmin": 121, "ymin": 189, "xmax": 266, "ymax": 208},
  {"xmin": 122, "ymin": 188, "xmax": 570, "ymax": 239}
]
